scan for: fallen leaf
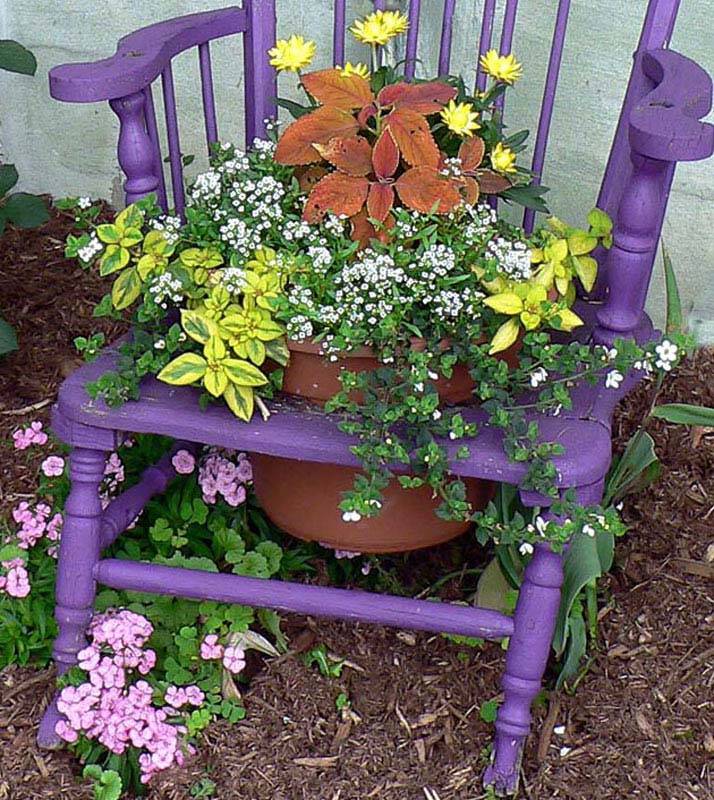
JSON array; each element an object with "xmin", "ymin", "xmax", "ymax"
[{"xmin": 293, "ymin": 756, "xmax": 340, "ymax": 768}]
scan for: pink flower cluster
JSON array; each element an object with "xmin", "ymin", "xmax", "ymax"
[
  {"xmin": 103, "ymin": 452, "xmax": 125, "ymax": 492},
  {"xmin": 55, "ymin": 609, "xmax": 200, "ymax": 784},
  {"xmin": 0, "ymin": 558, "xmax": 30, "ymax": 598},
  {"xmin": 199, "ymin": 634, "xmax": 246, "ymax": 675},
  {"xmin": 13, "ymin": 501, "xmax": 62, "ymax": 551},
  {"xmin": 198, "ymin": 451, "xmax": 252, "ymax": 507},
  {"xmin": 12, "ymin": 421, "xmax": 48, "ymax": 450}
]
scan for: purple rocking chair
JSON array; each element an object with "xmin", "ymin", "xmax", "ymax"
[{"xmin": 39, "ymin": 0, "xmax": 713, "ymax": 793}]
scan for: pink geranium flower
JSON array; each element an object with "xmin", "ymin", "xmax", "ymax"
[
  {"xmin": 222, "ymin": 645, "xmax": 246, "ymax": 675},
  {"xmin": 41, "ymin": 455, "xmax": 66, "ymax": 477},
  {"xmin": 171, "ymin": 449, "xmax": 196, "ymax": 475}
]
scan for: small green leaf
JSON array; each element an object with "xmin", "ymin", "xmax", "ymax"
[
  {"xmin": 0, "ymin": 316, "xmax": 18, "ymax": 355},
  {"xmin": 0, "ymin": 164, "xmax": 19, "ymax": 195},
  {"xmin": 2, "ymin": 193, "xmax": 49, "ymax": 228},
  {"xmin": 0, "ymin": 40, "xmax": 37, "ymax": 75},
  {"xmin": 651, "ymin": 403, "xmax": 714, "ymax": 427},
  {"xmin": 479, "ymin": 698, "xmax": 500, "ymax": 723},
  {"xmin": 662, "ymin": 243, "xmax": 683, "ymax": 335}
]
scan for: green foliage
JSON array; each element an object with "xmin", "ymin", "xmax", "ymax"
[
  {"xmin": 83, "ymin": 765, "xmax": 123, "ymax": 800},
  {"xmin": 0, "ymin": 40, "xmax": 37, "ymax": 75},
  {"xmin": 190, "ymin": 778, "xmax": 218, "ymax": 797},
  {"xmin": 662, "ymin": 242, "xmax": 683, "ymax": 335},
  {"xmin": 651, "ymin": 403, "xmax": 714, "ymax": 427},
  {"xmin": 479, "ymin": 698, "xmax": 500, "ymax": 723},
  {"xmin": 302, "ymin": 644, "xmax": 345, "ymax": 678},
  {"xmin": 603, "ymin": 429, "xmax": 661, "ymax": 506}
]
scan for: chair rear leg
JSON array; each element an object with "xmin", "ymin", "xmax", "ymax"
[
  {"xmin": 483, "ymin": 543, "xmax": 564, "ymax": 795},
  {"xmin": 38, "ymin": 446, "xmax": 106, "ymax": 748}
]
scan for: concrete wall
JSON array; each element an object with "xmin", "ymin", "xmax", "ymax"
[{"xmin": 1, "ymin": 1, "xmax": 712, "ymax": 327}]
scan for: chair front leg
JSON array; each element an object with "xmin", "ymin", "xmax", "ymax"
[
  {"xmin": 38, "ymin": 446, "xmax": 106, "ymax": 748},
  {"xmin": 483, "ymin": 542, "xmax": 564, "ymax": 795}
]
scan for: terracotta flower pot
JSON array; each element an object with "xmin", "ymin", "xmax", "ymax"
[{"xmin": 254, "ymin": 338, "xmax": 518, "ymax": 553}]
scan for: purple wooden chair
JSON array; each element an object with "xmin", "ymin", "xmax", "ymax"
[{"xmin": 39, "ymin": 0, "xmax": 713, "ymax": 793}]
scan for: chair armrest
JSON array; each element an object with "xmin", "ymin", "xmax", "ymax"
[
  {"xmin": 629, "ymin": 49, "xmax": 714, "ymax": 162},
  {"xmin": 49, "ymin": 6, "xmax": 246, "ymax": 103}
]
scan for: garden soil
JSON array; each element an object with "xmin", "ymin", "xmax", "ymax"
[{"xmin": 0, "ymin": 210, "xmax": 712, "ymax": 800}]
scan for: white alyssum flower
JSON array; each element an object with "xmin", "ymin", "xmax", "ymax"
[
  {"xmin": 530, "ymin": 367, "xmax": 548, "ymax": 388},
  {"xmin": 77, "ymin": 234, "xmax": 103, "ymax": 263},
  {"xmin": 605, "ymin": 369, "xmax": 624, "ymax": 389},
  {"xmin": 655, "ymin": 340, "xmax": 678, "ymax": 371},
  {"xmin": 519, "ymin": 542, "xmax": 534, "ymax": 556},
  {"xmin": 77, "ymin": 196, "xmax": 92, "ymax": 209}
]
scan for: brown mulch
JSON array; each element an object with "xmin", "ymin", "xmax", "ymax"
[{"xmin": 0, "ymin": 211, "xmax": 713, "ymax": 799}]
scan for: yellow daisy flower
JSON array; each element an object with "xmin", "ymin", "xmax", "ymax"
[
  {"xmin": 491, "ymin": 142, "xmax": 517, "ymax": 173},
  {"xmin": 440, "ymin": 100, "xmax": 481, "ymax": 137},
  {"xmin": 339, "ymin": 62, "xmax": 371, "ymax": 80},
  {"xmin": 479, "ymin": 50, "xmax": 523, "ymax": 84},
  {"xmin": 350, "ymin": 10, "xmax": 409, "ymax": 46},
  {"xmin": 268, "ymin": 35, "xmax": 316, "ymax": 73}
]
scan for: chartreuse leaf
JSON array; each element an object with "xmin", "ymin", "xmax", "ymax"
[
  {"xmin": 181, "ymin": 310, "xmax": 218, "ymax": 345},
  {"xmin": 111, "ymin": 267, "xmax": 142, "ymax": 310},
  {"xmin": 484, "ymin": 293, "xmax": 522, "ymax": 315},
  {"xmin": 204, "ymin": 365, "xmax": 228, "ymax": 397},
  {"xmin": 489, "ymin": 318, "xmax": 520, "ymax": 354},
  {"xmin": 157, "ymin": 353, "xmax": 207, "ymax": 385},
  {"xmin": 100, "ymin": 245, "xmax": 130, "ymax": 276},
  {"xmin": 223, "ymin": 383, "xmax": 254, "ymax": 421},
  {"xmin": 96, "ymin": 224, "xmax": 122, "ymax": 245},
  {"xmin": 573, "ymin": 255, "xmax": 598, "ymax": 293},
  {"xmin": 265, "ymin": 338, "xmax": 290, "ymax": 366},
  {"xmin": 567, "ymin": 231, "xmax": 597, "ymax": 256},
  {"xmin": 587, "ymin": 207, "xmax": 613, "ymax": 246},
  {"xmin": 651, "ymin": 403, "xmax": 714, "ymax": 427},
  {"xmin": 222, "ymin": 359, "xmax": 269, "ymax": 387}
]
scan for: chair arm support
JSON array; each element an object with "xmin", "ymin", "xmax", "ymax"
[
  {"xmin": 594, "ymin": 49, "xmax": 714, "ymax": 342},
  {"xmin": 49, "ymin": 6, "xmax": 246, "ymax": 103},
  {"xmin": 629, "ymin": 49, "xmax": 714, "ymax": 162}
]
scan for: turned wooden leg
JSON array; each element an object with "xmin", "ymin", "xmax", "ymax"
[
  {"xmin": 37, "ymin": 447, "xmax": 105, "ymax": 748},
  {"xmin": 483, "ymin": 543, "xmax": 564, "ymax": 795}
]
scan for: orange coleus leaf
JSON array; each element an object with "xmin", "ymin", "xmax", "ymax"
[
  {"xmin": 301, "ymin": 69, "xmax": 374, "ymax": 110},
  {"xmin": 458, "ymin": 136, "xmax": 486, "ymax": 173},
  {"xmin": 461, "ymin": 176, "xmax": 480, "ymax": 205},
  {"xmin": 385, "ymin": 109, "xmax": 440, "ymax": 168},
  {"xmin": 303, "ymin": 172, "xmax": 369, "ymax": 223},
  {"xmin": 367, "ymin": 183, "xmax": 395, "ymax": 222},
  {"xmin": 372, "ymin": 129, "xmax": 400, "ymax": 180},
  {"xmin": 395, "ymin": 166, "xmax": 461, "ymax": 214},
  {"xmin": 477, "ymin": 169, "xmax": 512, "ymax": 194},
  {"xmin": 377, "ymin": 81, "xmax": 457, "ymax": 114},
  {"xmin": 313, "ymin": 136, "xmax": 372, "ymax": 176},
  {"xmin": 274, "ymin": 106, "xmax": 359, "ymax": 165},
  {"xmin": 350, "ymin": 207, "xmax": 395, "ymax": 250},
  {"xmin": 357, "ymin": 103, "xmax": 377, "ymax": 128},
  {"xmin": 295, "ymin": 164, "xmax": 329, "ymax": 192}
]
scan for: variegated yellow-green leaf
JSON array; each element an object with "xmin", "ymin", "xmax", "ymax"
[
  {"xmin": 567, "ymin": 231, "xmax": 598, "ymax": 256},
  {"xmin": 484, "ymin": 293, "xmax": 523, "ymax": 315},
  {"xmin": 534, "ymin": 262, "xmax": 555, "ymax": 288},
  {"xmin": 204, "ymin": 367, "xmax": 229, "ymax": 397},
  {"xmin": 255, "ymin": 319, "xmax": 285, "ymax": 341},
  {"xmin": 96, "ymin": 224, "xmax": 122, "ymax": 245},
  {"xmin": 555, "ymin": 274, "xmax": 570, "ymax": 296},
  {"xmin": 204, "ymin": 335, "xmax": 227, "ymax": 362},
  {"xmin": 99, "ymin": 244, "xmax": 130, "ymax": 276},
  {"xmin": 520, "ymin": 311, "xmax": 540, "ymax": 330},
  {"xmin": 181, "ymin": 310, "xmax": 218, "ymax": 345},
  {"xmin": 545, "ymin": 238, "xmax": 568, "ymax": 262},
  {"xmin": 489, "ymin": 317, "xmax": 520, "ymax": 354},
  {"xmin": 143, "ymin": 229, "xmax": 174, "ymax": 255},
  {"xmin": 223, "ymin": 382, "xmax": 255, "ymax": 421},
  {"xmin": 573, "ymin": 255, "xmax": 598, "ymax": 293},
  {"xmin": 587, "ymin": 208, "xmax": 612, "ymax": 237},
  {"xmin": 265, "ymin": 338, "xmax": 290, "ymax": 366},
  {"xmin": 222, "ymin": 359, "xmax": 269, "ymax": 387},
  {"xmin": 111, "ymin": 267, "xmax": 142, "ymax": 310},
  {"xmin": 245, "ymin": 338, "xmax": 266, "ymax": 365},
  {"xmin": 552, "ymin": 307, "xmax": 583, "ymax": 332},
  {"xmin": 118, "ymin": 227, "xmax": 144, "ymax": 248},
  {"xmin": 180, "ymin": 247, "xmax": 224, "ymax": 269},
  {"xmin": 116, "ymin": 204, "xmax": 144, "ymax": 230},
  {"xmin": 157, "ymin": 353, "xmax": 207, "ymax": 385}
]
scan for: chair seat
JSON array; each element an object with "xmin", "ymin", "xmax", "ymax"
[{"xmin": 54, "ymin": 302, "xmax": 647, "ymax": 491}]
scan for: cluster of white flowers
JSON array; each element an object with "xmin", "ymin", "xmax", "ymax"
[
  {"xmin": 282, "ymin": 219, "xmax": 312, "ymax": 242},
  {"xmin": 218, "ymin": 267, "xmax": 247, "ymax": 296},
  {"xmin": 148, "ymin": 272, "xmax": 184, "ymax": 308},
  {"xmin": 286, "ymin": 313, "xmax": 314, "ymax": 342},
  {"xmin": 431, "ymin": 286, "xmax": 485, "ymax": 318},
  {"xmin": 78, "ymin": 234, "xmax": 103, "ymax": 263},
  {"xmin": 463, "ymin": 203, "xmax": 498, "ymax": 244},
  {"xmin": 324, "ymin": 213, "xmax": 347, "ymax": 236},
  {"xmin": 605, "ymin": 369, "xmax": 624, "ymax": 389},
  {"xmin": 486, "ymin": 235, "xmax": 532, "ymax": 280},
  {"xmin": 189, "ymin": 170, "xmax": 222, "ymax": 204},
  {"xmin": 440, "ymin": 156, "xmax": 463, "ymax": 178},
  {"xmin": 306, "ymin": 246, "xmax": 333, "ymax": 273},
  {"xmin": 252, "ymin": 137, "xmax": 277, "ymax": 159},
  {"xmin": 654, "ymin": 339, "xmax": 678, "ymax": 371},
  {"xmin": 150, "ymin": 214, "xmax": 182, "ymax": 246},
  {"xmin": 219, "ymin": 217, "xmax": 262, "ymax": 258},
  {"xmin": 416, "ymin": 243, "xmax": 456, "ymax": 280}
]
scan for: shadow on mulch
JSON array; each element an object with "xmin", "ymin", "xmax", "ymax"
[{"xmin": 0, "ymin": 211, "xmax": 712, "ymax": 800}]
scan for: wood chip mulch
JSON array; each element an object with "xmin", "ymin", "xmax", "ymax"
[{"xmin": 0, "ymin": 211, "xmax": 712, "ymax": 799}]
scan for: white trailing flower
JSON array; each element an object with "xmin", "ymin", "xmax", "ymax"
[
  {"xmin": 529, "ymin": 367, "xmax": 548, "ymax": 388},
  {"xmin": 655, "ymin": 339, "xmax": 678, "ymax": 371},
  {"xmin": 519, "ymin": 541, "xmax": 534, "ymax": 556},
  {"xmin": 605, "ymin": 369, "xmax": 624, "ymax": 389}
]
